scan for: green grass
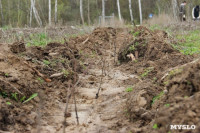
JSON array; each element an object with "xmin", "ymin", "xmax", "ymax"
[
  {"xmin": 125, "ymin": 87, "xmax": 133, "ymax": 92},
  {"xmin": 37, "ymin": 77, "xmax": 44, "ymax": 84},
  {"xmin": 128, "ymin": 45, "xmax": 135, "ymax": 51},
  {"xmin": 150, "ymin": 24, "xmax": 161, "ymax": 31},
  {"xmin": 43, "ymin": 60, "xmax": 51, "ymax": 65},
  {"xmin": 23, "ymin": 93, "xmax": 38, "ymax": 104},
  {"xmin": 176, "ymin": 30, "xmax": 200, "ymax": 55},
  {"xmin": 6, "ymin": 102, "xmax": 11, "ymax": 105},
  {"xmin": 0, "ymin": 90, "xmax": 37, "ymax": 104},
  {"xmin": 27, "ymin": 33, "xmax": 51, "ymax": 47},
  {"xmin": 153, "ymin": 123, "xmax": 158, "ymax": 129},
  {"xmin": 152, "ymin": 91, "xmax": 164, "ymax": 105},
  {"xmin": 62, "ymin": 69, "xmax": 69, "ymax": 77},
  {"xmin": 141, "ymin": 67, "xmax": 154, "ymax": 78},
  {"xmin": 165, "ymin": 103, "xmax": 170, "ymax": 107}
]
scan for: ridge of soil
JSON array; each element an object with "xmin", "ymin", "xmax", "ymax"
[{"xmin": 0, "ymin": 26, "xmax": 199, "ymax": 133}]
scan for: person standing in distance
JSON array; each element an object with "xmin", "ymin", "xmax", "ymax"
[{"xmin": 179, "ymin": 1, "xmax": 187, "ymax": 21}]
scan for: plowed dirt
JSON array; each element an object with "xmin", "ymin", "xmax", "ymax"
[{"xmin": 0, "ymin": 26, "xmax": 198, "ymax": 133}]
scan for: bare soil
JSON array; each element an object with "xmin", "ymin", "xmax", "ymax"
[{"xmin": 0, "ymin": 26, "xmax": 199, "ymax": 133}]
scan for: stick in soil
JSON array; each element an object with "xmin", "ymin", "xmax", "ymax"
[
  {"xmin": 96, "ymin": 58, "xmax": 105, "ymax": 99},
  {"xmin": 36, "ymin": 91, "xmax": 44, "ymax": 133},
  {"xmin": 73, "ymin": 90, "xmax": 79, "ymax": 125},
  {"xmin": 63, "ymin": 84, "xmax": 72, "ymax": 133},
  {"xmin": 113, "ymin": 41, "xmax": 117, "ymax": 64},
  {"xmin": 63, "ymin": 79, "xmax": 80, "ymax": 133}
]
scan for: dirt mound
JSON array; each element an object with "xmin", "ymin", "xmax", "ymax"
[
  {"xmin": 0, "ymin": 41, "xmax": 83, "ymax": 132},
  {"xmin": 145, "ymin": 60, "xmax": 200, "ymax": 133},
  {"xmin": 10, "ymin": 41, "xmax": 26, "ymax": 53},
  {"xmin": 69, "ymin": 27, "xmax": 117, "ymax": 56},
  {"xmin": 118, "ymin": 26, "xmax": 177, "ymax": 62},
  {"xmin": 126, "ymin": 58, "xmax": 199, "ymax": 132},
  {"xmin": 118, "ymin": 26, "xmax": 192, "ymax": 79}
]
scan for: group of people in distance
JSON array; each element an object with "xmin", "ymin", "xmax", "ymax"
[{"xmin": 179, "ymin": 1, "xmax": 200, "ymax": 21}]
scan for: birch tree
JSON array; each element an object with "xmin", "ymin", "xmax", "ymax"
[
  {"xmin": 55, "ymin": 0, "xmax": 57, "ymax": 25},
  {"xmin": 80, "ymin": 0, "xmax": 84, "ymax": 24},
  {"xmin": 117, "ymin": 0, "xmax": 122, "ymax": 22},
  {"xmin": 88, "ymin": 0, "xmax": 91, "ymax": 25},
  {"xmin": 30, "ymin": 0, "xmax": 42, "ymax": 27},
  {"xmin": 128, "ymin": 0, "xmax": 134, "ymax": 25},
  {"xmin": 49, "ymin": 0, "xmax": 51, "ymax": 25},
  {"xmin": 0, "ymin": 0, "xmax": 4, "ymax": 26},
  {"xmin": 30, "ymin": 0, "xmax": 33, "ymax": 27},
  {"xmin": 138, "ymin": 0, "xmax": 142, "ymax": 25},
  {"xmin": 102, "ymin": 0, "xmax": 105, "ymax": 25},
  {"xmin": 172, "ymin": 0, "xmax": 178, "ymax": 20}
]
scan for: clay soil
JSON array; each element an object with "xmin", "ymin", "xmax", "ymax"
[{"xmin": 0, "ymin": 26, "xmax": 199, "ymax": 133}]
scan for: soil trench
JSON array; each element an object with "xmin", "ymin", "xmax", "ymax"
[{"xmin": 0, "ymin": 26, "xmax": 199, "ymax": 133}]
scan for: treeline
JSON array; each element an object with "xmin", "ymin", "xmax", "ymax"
[{"xmin": 0, "ymin": 0, "xmax": 199, "ymax": 27}]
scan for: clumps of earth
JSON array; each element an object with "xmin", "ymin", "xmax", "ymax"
[
  {"xmin": 0, "ymin": 40, "xmax": 82, "ymax": 132},
  {"xmin": 0, "ymin": 26, "xmax": 199, "ymax": 133},
  {"xmin": 122, "ymin": 26, "xmax": 199, "ymax": 133}
]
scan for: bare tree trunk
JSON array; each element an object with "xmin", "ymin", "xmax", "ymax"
[
  {"xmin": 0, "ymin": 0, "xmax": 4, "ymax": 26},
  {"xmin": 80, "ymin": 0, "xmax": 84, "ymax": 24},
  {"xmin": 30, "ymin": 0, "xmax": 33, "ymax": 27},
  {"xmin": 55, "ymin": 0, "xmax": 57, "ymax": 25},
  {"xmin": 102, "ymin": 0, "xmax": 105, "ymax": 25},
  {"xmin": 117, "ymin": 0, "xmax": 122, "ymax": 22},
  {"xmin": 128, "ymin": 0, "xmax": 134, "ymax": 25},
  {"xmin": 172, "ymin": 0, "xmax": 178, "ymax": 20},
  {"xmin": 17, "ymin": 0, "xmax": 20, "ymax": 26},
  {"xmin": 156, "ymin": 0, "xmax": 161, "ymax": 15},
  {"xmin": 138, "ymin": 0, "xmax": 142, "ymax": 25},
  {"xmin": 31, "ymin": 0, "xmax": 42, "ymax": 27},
  {"xmin": 49, "ymin": 0, "xmax": 51, "ymax": 25},
  {"xmin": 7, "ymin": 0, "xmax": 10, "ymax": 25},
  {"xmin": 87, "ymin": 0, "xmax": 91, "ymax": 25}
]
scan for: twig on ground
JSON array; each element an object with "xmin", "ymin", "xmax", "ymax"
[
  {"xmin": 113, "ymin": 42, "xmax": 117, "ymax": 64},
  {"xmin": 82, "ymin": 37, "xmax": 90, "ymax": 44},
  {"xmin": 23, "ymin": 61, "xmax": 51, "ymax": 82}
]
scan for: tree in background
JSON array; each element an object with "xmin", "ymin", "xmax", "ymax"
[
  {"xmin": 87, "ymin": 0, "xmax": 91, "ymax": 25},
  {"xmin": 0, "ymin": 0, "xmax": 199, "ymax": 27},
  {"xmin": 49, "ymin": 0, "xmax": 51, "ymax": 25},
  {"xmin": 172, "ymin": 0, "xmax": 178, "ymax": 20},
  {"xmin": 128, "ymin": 0, "xmax": 134, "ymax": 25},
  {"xmin": 102, "ymin": 0, "xmax": 105, "ymax": 25},
  {"xmin": 0, "ymin": 0, "xmax": 4, "ymax": 26},
  {"xmin": 80, "ymin": 0, "xmax": 84, "ymax": 24},
  {"xmin": 117, "ymin": 0, "xmax": 122, "ymax": 22},
  {"xmin": 138, "ymin": 0, "xmax": 142, "ymax": 24},
  {"xmin": 55, "ymin": 0, "xmax": 57, "ymax": 25}
]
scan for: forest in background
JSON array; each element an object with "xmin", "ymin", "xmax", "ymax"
[{"xmin": 0, "ymin": 0, "xmax": 200, "ymax": 27}]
